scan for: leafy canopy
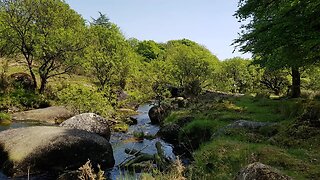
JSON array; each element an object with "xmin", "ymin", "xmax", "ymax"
[
  {"xmin": 234, "ymin": 0, "xmax": 320, "ymax": 69},
  {"xmin": 0, "ymin": 0, "xmax": 86, "ymax": 93}
]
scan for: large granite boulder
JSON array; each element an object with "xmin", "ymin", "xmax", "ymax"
[
  {"xmin": 60, "ymin": 113, "xmax": 111, "ymax": 141},
  {"xmin": 12, "ymin": 106, "xmax": 74, "ymax": 124},
  {"xmin": 235, "ymin": 162, "xmax": 292, "ymax": 180},
  {"xmin": 0, "ymin": 126, "xmax": 114, "ymax": 177}
]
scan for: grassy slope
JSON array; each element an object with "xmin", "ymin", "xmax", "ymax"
[
  {"xmin": 165, "ymin": 93, "xmax": 320, "ymax": 180},
  {"xmin": 0, "ymin": 58, "xmax": 93, "ymax": 90}
]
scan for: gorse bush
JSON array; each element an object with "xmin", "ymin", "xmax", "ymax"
[{"xmin": 57, "ymin": 84, "xmax": 113, "ymax": 117}]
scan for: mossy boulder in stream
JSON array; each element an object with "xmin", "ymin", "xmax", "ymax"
[
  {"xmin": 0, "ymin": 126, "xmax": 115, "ymax": 177},
  {"xmin": 148, "ymin": 105, "xmax": 170, "ymax": 124},
  {"xmin": 60, "ymin": 113, "xmax": 111, "ymax": 141}
]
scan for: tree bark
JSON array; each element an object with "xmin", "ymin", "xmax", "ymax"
[
  {"xmin": 28, "ymin": 65, "xmax": 37, "ymax": 91},
  {"xmin": 39, "ymin": 77, "xmax": 47, "ymax": 94},
  {"xmin": 291, "ymin": 67, "xmax": 301, "ymax": 98}
]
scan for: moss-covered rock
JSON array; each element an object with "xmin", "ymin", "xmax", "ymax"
[
  {"xmin": 0, "ymin": 126, "xmax": 114, "ymax": 177},
  {"xmin": 235, "ymin": 162, "xmax": 292, "ymax": 180},
  {"xmin": 148, "ymin": 105, "xmax": 170, "ymax": 124},
  {"xmin": 158, "ymin": 123, "xmax": 181, "ymax": 144}
]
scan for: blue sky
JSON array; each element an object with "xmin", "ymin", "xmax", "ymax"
[{"xmin": 65, "ymin": 0, "xmax": 251, "ymax": 60}]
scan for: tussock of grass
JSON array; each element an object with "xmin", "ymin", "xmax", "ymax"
[
  {"xmin": 78, "ymin": 160, "xmax": 106, "ymax": 180},
  {"xmin": 113, "ymin": 123, "xmax": 129, "ymax": 133},
  {"xmin": 164, "ymin": 110, "xmax": 191, "ymax": 123}
]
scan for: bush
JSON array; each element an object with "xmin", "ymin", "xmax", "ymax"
[
  {"xmin": 57, "ymin": 84, "xmax": 113, "ymax": 117},
  {"xmin": 0, "ymin": 88, "xmax": 50, "ymax": 111},
  {"xmin": 0, "ymin": 112, "xmax": 11, "ymax": 122},
  {"xmin": 179, "ymin": 120, "xmax": 216, "ymax": 150},
  {"xmin": 10, "ymin": 88, "xmax": 50, "ymax": 109}
]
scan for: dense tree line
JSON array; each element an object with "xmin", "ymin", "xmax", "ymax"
[{"xmin": 0, "ymin": 0, "xmax": 319, "ymax": 113}]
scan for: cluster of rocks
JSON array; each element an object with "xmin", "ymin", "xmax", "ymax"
[{"xmin": 0, "ymin": 108, "xmax": 115, "ymax": 178}]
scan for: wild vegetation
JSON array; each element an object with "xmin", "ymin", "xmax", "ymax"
[{"xmin": 0, "ymin": 0, "xmax": 319, "ymax": 179}]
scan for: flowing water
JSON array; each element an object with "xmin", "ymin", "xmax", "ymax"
[
  {"xmin": 108, "ymin": 103, "xmax": 175, "ymax": 179},
  {"xmin": 0, "ymin": 103, "xmax": 175, "ymax": 179}
]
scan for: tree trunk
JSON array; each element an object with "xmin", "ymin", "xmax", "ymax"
[
  {"xmin": 39, "ymin": 77, "xmax": 47, "ymax": 94},
  {"xmin": 291, "ymin": 67, "xmax": 301, "ymax": 98},
  {"xmin": 28, "ymin": 66, "xmax": 37, "ymax": 91}
]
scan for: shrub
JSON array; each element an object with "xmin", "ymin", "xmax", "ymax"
[
  {"xmin": 113, "ymin": 123, "xmax": 129, "ymax": 133},
  {"xmin": 179, "ymin": 120, "xmax": 217, "ymax": 150},
  {"xmin": 0, "ymin": 112, "xmax": 11, "ymax": 123},
  {"xmin": 10, "ymin": 88, "xmax": 50, "ymax": 109},
  {"xmin": 0, "ymin": 88, "xmax": 50, "ymax": 111},
  {"xmin": 57, "ymin": 84, "xmax": 113, "ymax": 117},
  {"xmin": 133, "ymin": 131, "xmax": 145, "ymax": 139}
]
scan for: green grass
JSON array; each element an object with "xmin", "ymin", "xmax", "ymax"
[
  {"xmin": 0, "ymin": 112, "xmax": 11, "ymax": 125},
  {"xmin": 163, "ymin": 93, "xmax": 320, "ymax": 179},
  {"xmin": 190, "ymin": 138, "xmax": 320, "ymax": 180},
  {"xmin": 1, "ymin": 58, "xmax": 93, "ymax": 91}
]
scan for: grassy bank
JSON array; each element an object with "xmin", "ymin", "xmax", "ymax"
[{"xmin": 162, "ymin": 92, "xmax": 320, "ymax": 179}]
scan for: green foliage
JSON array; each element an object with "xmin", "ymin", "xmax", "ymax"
[
  {"xmin": 113, "ymin": 123, "xmax": 129, "ymax": 133},
  {"xmin": 260, "ymin": 69, "xmax": 290, "ymax": 95},
  {"xmin": 234, "ymin": 0, "xmax": 320, "ymax": 68},
  {"xmin": 0, "ymin": 112, "xmax": 11, "ymax": 125},
  {"xmin": 0, "ymin": 112, "xmax": 10, "ymax": 121},
  {"xmin": 234, "ymin": 0, "xmax": 320, "ymax": 97},
  {"xmin": 217, "ymin": 57, "xmax": 261, "ymax": 93},
  {"xmin": 57, "ymin": 84, "xmax": 113, "ymax": 117},
  {"xmin": 179, "ymin": 120, "xmax": 217, "ymax": 149},
  {"xmin": 85, "ymin": 14, "xmax": 137, "ymax": 103},
  {"xmin": 0, "ymin": 0, "xmax": 87, "ymax": 93},
  {"xmin": 303, "ymin": 65, "xmax": 320, "ymax": 91},
  {"xmin": 0, "ymin": 88, "xmax": 50, "ymax": 110},
  {"xmin": 133, "ymin": 131, "xmax": 145, "ymax": 139},
  {"xmin": 164, "ymin": 39, "xmax": 219, "ymax": 95},
  {"xmin": 0, "ymin": 59, "xmax": 9, "ymax": 93},
  {"xmin": 136, "ymin": 40, "xmax": 165, "ymax": 62},
  {"xmin": 9, "ymin": 88, "xmax": 50, "ymax": 109}
]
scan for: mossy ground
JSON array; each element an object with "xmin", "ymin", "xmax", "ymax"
[{"xmin": 164, "ymin": 92, "xmax": 320, "ymax": 179}]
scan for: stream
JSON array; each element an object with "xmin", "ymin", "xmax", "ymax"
[{"xmin": 0, "ymin": 103, "xmax": 175, "ymax": 179}]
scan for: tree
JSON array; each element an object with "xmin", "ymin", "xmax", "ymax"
[
  {"xmin": 220, "ymin": 57, "xmax": 259, "ymax": 93},
  {"xmin": 85, "ymin": 13, "xmax": 135, "ymax": 102},
  {"xmin": 165, "ymin": 39, "xmax": 219, "ymax": 95},
  {"xmin": 0, "ymin": 0, "xmax": 86, "ymax": 93},
  {"xmin": 260, "ymin": 69, "xmax": 289, "ymax": 95},
  {"xmin": 136, "ymin": 40, "xmax": 165, "ymax": 62},
  {"xmin": 234, "ymin": 0, "xmax": 320, "ymax": 97}
]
